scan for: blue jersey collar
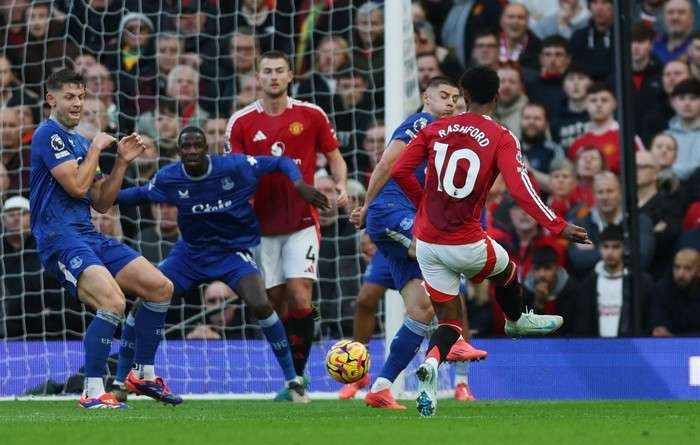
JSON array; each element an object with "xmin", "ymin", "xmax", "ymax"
[
  {"xmin": 48, "ymin": 116, "xmax": 77, "ymax": 134},
  {"xmin": 181, "ymin": 155, "xmax": 213, "ymax": 180}
]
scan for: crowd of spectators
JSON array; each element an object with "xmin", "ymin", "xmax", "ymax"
[{"xmin": 2, "ymin": 0, "xmax": 700, "ymax": 340}]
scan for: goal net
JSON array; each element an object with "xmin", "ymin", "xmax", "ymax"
[{"xmin": 0, "ymin": 0, "xmax": 456, "ymax": 398}]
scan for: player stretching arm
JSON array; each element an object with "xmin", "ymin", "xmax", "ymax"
[
  {"xmin": 30, "ymin": 69, "xmax": 177, "ymax": 409},
  {"xmin": 114, "ymin": 127, "xmax": 329, "ymax": 402},
  {"xmin": 226, "ymin": 50, "xmax": 347, "ymax": 401},
  {"xmin": 391, "ymin": 67, "xmax": 590, "ymax": 417}
]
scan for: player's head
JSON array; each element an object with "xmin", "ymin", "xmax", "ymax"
[
  {"xmin": 177, "ymin": 126, "xmax": 208, "ymax": 169},
  {"xmin": 46, "ymin": 69, "xmax": 86, "ymax": 129},
  {"xmin": 422, "ymin": 76, "xmax": 459, "ymax": 118},
  {"xmin": 256, "ymin": 50, "xmax": 293, "ymax": 99},
  {"xmin": 459, "ymin": 66, "xmax": 500, "ymax": 110}
]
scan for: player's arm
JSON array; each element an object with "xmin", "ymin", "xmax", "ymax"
[
  {"xmin": 390, "ymin": 132, "xmax": 429, "ymax": 209},
  {"xmin": 117, "ymin": 172, "xmax": 169, "ymax": 206},
  {"xmin": 247, "ymin": 155, "xmax": 330, "ymax": 209},
  {"xmin": 91, "ymin": 133, "xmax": 146, "ymax": 213},
  {"xmin": 495, "ymin": 131, "xmax": 589, "ymax": 243},
  {"xmin": 49, "ymin": 132, "xmax": 115, "ymax": 199},
  {"xmin": 324, "ymin": 148, "xmax": 348, "ymax": 207},
  {"xmin": 350, "ymin": 139, "xmax": 407, "ymax": 229}
]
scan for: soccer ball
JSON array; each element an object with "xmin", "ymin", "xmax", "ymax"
[{"xmin": 325, "ymin": 339, "xmax": 370, "ymax": 384}]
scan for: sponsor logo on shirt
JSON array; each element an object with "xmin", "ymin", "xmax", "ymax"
[
  {"xmin": 253, "ymin": 130, "xmax": 267, "ymax": 142},
  {"xmin": 271, "ymin": 141, "xmax": 285, "ymax": 156},
  {"xmin": 289, "ymin": 121, "xmax": 304, "ymax": 136},
  {"xmin": 178, "ymin": 189, "xmax": 190, "ymax": 199},
  {"xmin": 192, "ymin": 199, "xmax": 233, "ymax": 214}
]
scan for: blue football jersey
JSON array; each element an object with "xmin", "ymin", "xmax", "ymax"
[
  {"xmin": 118, "ymin": 154, "xmax": 302, "ymax": 251},
  {"xmin": 30, "ymin": 118, "xmax": 99, "ymax": 237},
  {"xmin": 369, "ymin": 112, "xmax": 434, "ymax": 211}
]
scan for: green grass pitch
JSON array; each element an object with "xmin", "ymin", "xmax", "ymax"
[{"xmin": 1, "ymin": 400, "xmax": 698, "ymax": 445}]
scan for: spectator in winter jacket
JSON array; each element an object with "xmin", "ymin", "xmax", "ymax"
[{"xmin": 650, "ymin": 248, "xmax": 700, "ymax": 336}]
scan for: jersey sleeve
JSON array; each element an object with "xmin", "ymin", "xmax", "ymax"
[
  {"xmin": 117, "ymin": 172, "xmax": 169, "ymax": 205},
  {"xmin": 240, "ymin": 155, "xmax": 302, "ymax": 182},
  {"xmin": 495, "ymin": 130, "xmax": 568, "ymax": 236},
  {"xmin": 32, "ymin": 130, "xmax": 76, "ymax": 171},
  {"xmin": 315, "ymin": 109, "xmax": 339, "ymax": 153},
  {"xmin": 390, "ymin": 130, "xmax": 429, "ymax": 208},
  {"xmin": 225, "ymin": 114, "xmax": 246, "ymax": 154}
]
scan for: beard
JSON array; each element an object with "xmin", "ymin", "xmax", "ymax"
[{"xmin": 521, "ymin": 129, "xmax": 546, "ymax": 145}]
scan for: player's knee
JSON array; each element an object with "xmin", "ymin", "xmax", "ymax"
[
  {"xmin": 251, "ymin": 303, "xmax": 274, "ymax": 320},
  {"xmin": 406, "ymin": 299, "xmax": 434, "ymax": 324},
  {"xmin": 149, "ymin": 277, "xmax": 174, "ymax": 303},
  {"xmin": 99, "ymin": 293, "xmax": 126, "ymax": 315},
  {"xmin": 357, "ymin": 290, "xmax": 379, "ymax": 313}
]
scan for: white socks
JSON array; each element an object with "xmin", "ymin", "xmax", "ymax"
[
  {"xmin": 84, "ymin": 377, "xmax": 105, "ymax": 399},
  {"xmin": 370, "ymin": 377, "xmax": 392, "ymax": 393},
  {"xmin": 425, "ymin": 357, "xmax": 439, "ymax": 374},
  {"xmin": 133, "ymin": 363, "xmax": 156, "ymax": 381}
]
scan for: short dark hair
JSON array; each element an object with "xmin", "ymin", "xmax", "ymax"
[
  {"xmin": 691, "ymin": 30, "xmax": 700, "ymax": 42},
  {"xmin": 600, "ymin": 224, "xmax": 624, "ymax": 243},
  {"xmin": 670, "ymin": 78, "xmax": 700, "ymax": 98},
  {"xmin": 631, "ymin": 22, "xmax": 655, "ymax": 42},
  {"xmin": 586, "ymin": 81, "xmax": 615, "ymax": 97},
  {"xmin": 540, "ymin": 35, "xmax": 570, "ymax": 54},
  {"xmin": 524, "ymin": 101, "xmax": 548, "ymax": 119},
  {"xmin": 178, "ymin": 126, "xmax": 207, "ymax": 145},
  {"xmin": 460, "ymin": 66, "xmax": 499, "ymax": 105},
  {"xmin": 425, "ymin": 75, "xmax": 458, "ymax": 90},
  {"xmin": 256, "ymin": 50, "xmax": 292, "ymax": 71},
  {"xmin": 46, "ymin": 69, "xmax": 85, "ymax": 92},
  {"xmin": 473, "ymin": 28, "xmax": 499, "ymax": 42},
  {"xmin": 336, "ymin": 68, "xmax": 369, "ymax": 83},
  {"xmin": 532, "ymin": 246, "xmax": 559, "ymax": 267},
  {"xmin": 155, "ymin": 97, "xmax": 177, "ymax": 116},
  {"xmin": 563, "ymin": 63, "xmax": 591, "ymax": 80}
]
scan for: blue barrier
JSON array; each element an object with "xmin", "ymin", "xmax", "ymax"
[{"xmin": 1, "ymin": 338, "xmax": 699, "ymax": 399}]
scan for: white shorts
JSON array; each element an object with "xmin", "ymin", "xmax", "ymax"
[
  {"xmin": 255, "ymin": 225, "xmax": 319, "ymax": 289},
  {"xmin": 415, "ymin": 236, "xmax": 510, "ymax": 302}
]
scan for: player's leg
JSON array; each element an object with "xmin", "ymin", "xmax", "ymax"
[
  {"xmin": 485, "ymin": 239, "xmax": 563, "ymax": 336},
  {"xmin": 281, "ymin": 226, "xmax": 319, "ymax": 377},
  {"xmin": 447, "ymin": 289, "xmax": 487, "ymax": 363},
  {"xmin": 75, "ymin": 264, "xmax": 129, "ymax": 409},
  {"xmin": 112, "ymin": 298, "xmax": 139, "ymax": 400},
  {"xmin": 231, "ymin": 268, "xmax": 308, "ymax": 403},
  {"xmin": 452, "ymin": 292, "xmax": 476, "ymax": 401}
]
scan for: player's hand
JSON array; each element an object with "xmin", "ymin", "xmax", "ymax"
[
  {"xmin": 117, "ymin": 133, "xmax": 146, "ymax": 164},
  {"xmin": 561, "ymin": 223, "xmax": 591, "ymax": 244},
  {"xmin": 294, "ymin": 180, "xmax": 331, "ymax": 210},
  {"xmin": 336, "ymin": 182, "xmax": 349, "ymax": 208},
  {"xmin": 92, "ymin": 132, "xmax": 117, "ymax": 151},
  {"xmin": 350, "ymin": 205, "xmax": 367, "ymax": 229}
]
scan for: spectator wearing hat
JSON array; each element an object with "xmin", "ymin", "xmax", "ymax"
[
  {"xmin": 668, "ymin": 79, "xmax": 700, "ymax": 180},
  {"xmin": 577, "ymin": 225, "xmax": 654, "ymax": 337},
  {"xmin": 567, "ymin": 172, "xmax": 656, "ymax": 278},
  {"xmin": 549, "ymin": 64, "xmax": 591, "ymax": 150},
  {"xmin": 1, "ymin": 196, "xmax": 80, "ymax": 338},
  {"xmin": 649, "ymin": 248, "xmax": 700, "ymax": 336},
  {"xmin": 522, "ymin": 245, "xmax": 581, "ymax": 335}
]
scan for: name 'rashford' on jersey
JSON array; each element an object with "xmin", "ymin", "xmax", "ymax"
[
  {"xmin": 226, "ymin": 98, "xmax": 339, "ymax": 235},
  {"xmin": 29, "ymin": 118, "xmax": 100, "ymax": 238},
  {"xmin": 391, "ymin": 113, "xmax": 567, "ymax": 245},
  {"xmin": 369, "ymin": 112, "xmax": 433, "ymax": 212}
]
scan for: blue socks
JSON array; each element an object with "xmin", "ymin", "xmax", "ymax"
[
  {"xmin": 115, "ymin": 312, "xmax": 136, "ymax": 383},
  {"xmin": 379, "ymin": 317, "xmax": 430, "ymax": 382},
  {"xmin": 84, "ymin": 310, "xmax": 122, "ymax": 378},
  {"xmin": 259, "ymin": 311, "xmax": 297, "ymax": 381},
  {"xmin": 133, "ymin": 301, "xmax": 169, "ymax": 366}
]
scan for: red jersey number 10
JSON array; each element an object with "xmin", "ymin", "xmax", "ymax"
[{"xmin": 433, "ymin": 142, "xmax": 481, "ymax": 199}]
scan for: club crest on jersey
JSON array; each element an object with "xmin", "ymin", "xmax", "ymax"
[
  {"xmin": 399, "ymin": 217, "xmax": 414, "ymax": 231},
  {"xmin": 69, "ymin": 256, "xmax": 83, "ymax": 269},
  {"xmin": 413, "ymin": 117, "xmax": 429, "ymax": 133},
  {"xmin": 271, "ymin": 141, "xmax": 285, "ymax": 156},
  {"xmin": 50, "ymin": 134, "xmax": 65, "ymax": 152},
  {"xmin": 221, "ymin": 177, "xmax": 234, "ymax": 190},
  {"xmin": 289, "ymin": 121, "xmax": 304, "ymax": 136}
]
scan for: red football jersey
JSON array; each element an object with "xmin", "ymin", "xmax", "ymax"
[
  {"xmin": 568, "ymin": 126, "xmax": 645, "ymax": 175},
  {"xmin": 226, "ymin": 98, "xmax": 339, "ymax": 235},
  {"xmin": 391, "ymin": 113, "xmax": 567, "ymax": 245}
]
